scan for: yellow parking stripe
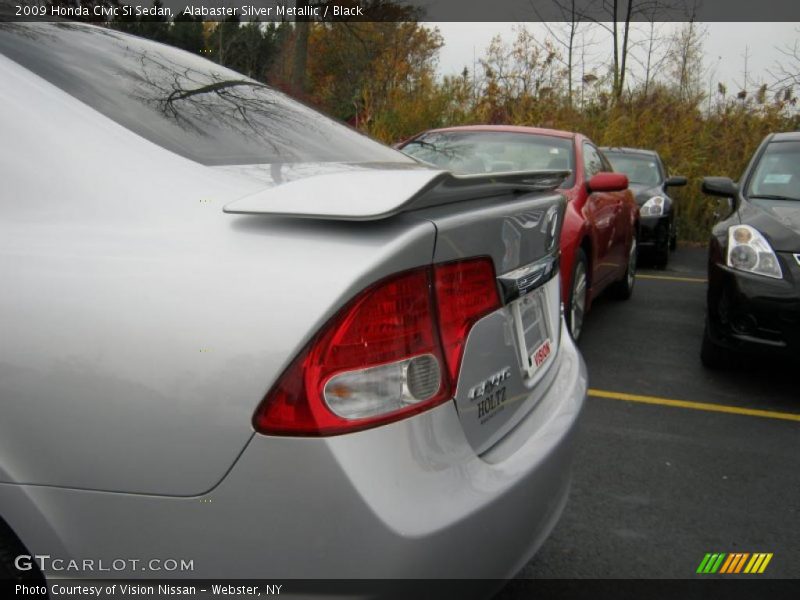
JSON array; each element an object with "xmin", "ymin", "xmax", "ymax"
[
  {"xmin": 589, "ymin": 389, "xmax": 800, "ymax": 422},
  {"xmin": 636, "ymin": 274, "xmax": 708, "ymax": 283}
]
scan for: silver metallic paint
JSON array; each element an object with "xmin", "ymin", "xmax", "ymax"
[
  {"xmin": 0, "ymin": 326, "xmax": 585, "ymax": 579},
  {"xmin": 0, "ymin": 55, "xmax": 438, "ymax": 495},
  {"xmin": 0, "ymin": 35, "xmax": 587, "ymax": 581}
]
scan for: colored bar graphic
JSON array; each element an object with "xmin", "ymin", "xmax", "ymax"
[
  {"xmin": 702, "ymin": 553, "xmax": 719, "ymax": 573},
  {"xmin": 697, "ymin": 553, "xmax": 713, "ymax": 573},
  {"xmin": 711, "ymin": 553, "xmax": 725, "ymax": 573},
  {"xmin": 734, "ymin": 553, "xmax": 750, "ymax": 573},
  {"xmin": 745, "ymin": 554, "xmax": 761, "ymax": 573},
  {"xmin": 720, "ymin": 553, "xmax": 738, "ymax": 573},
  {"xmin": 759, "ymin": 553, "xmax": 773, "ymax": 573},
  {"xmin": 719, "ymin": 554, "xmax": 736, "ymax": 573},
  {"xmin": 698, "ymin": 552, "xmax": 773, "ymax": 574}
]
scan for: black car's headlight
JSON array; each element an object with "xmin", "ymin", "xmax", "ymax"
[
  {"xmin": 640, "ymin": 196, "xmax": 665, "ymax": 216},
  {"xmin": 726, "ymin": 225, "xmax": 783, "ymax": 279}
]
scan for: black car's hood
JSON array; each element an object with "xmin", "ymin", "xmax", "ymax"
[
  {"xmin": 741, "ymin": 198, "xmax": 800, "ymax": 252},
  {"xmin": 628, "ymin": 182, "xmax": 666, "ymax": 206}
]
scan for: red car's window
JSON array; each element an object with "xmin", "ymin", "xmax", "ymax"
[
  {"xmin": 582, "ymin": 143, "xmax": 606, "ymax": 179},
  {"xmin": 402, "ymin": 131, "xmax": 576, "ymax": 188}
]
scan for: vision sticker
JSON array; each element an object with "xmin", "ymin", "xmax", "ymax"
[
  {"xmin": 512, "ymin": 288, "xmax": 553, "ymax": 379},
  {"xmin": 531, "ymin": 339, "xmax": 552, "ymax": 369}
]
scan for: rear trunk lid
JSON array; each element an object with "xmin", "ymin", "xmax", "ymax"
[
  {"xmin": 413, "ymin": 194, "xmax": 565, "ymax": 454},
  {"xmin": 221, "ymin": 162, "xmax": 569, "ymax": 220},
  {"xmin": 224, "ymin": 162, "xmax": 568, "ymax": 455}
]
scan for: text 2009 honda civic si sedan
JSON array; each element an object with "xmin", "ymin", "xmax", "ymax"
[{"xmin": 0, "ymin": 23, "xmax": 586, "ymax": 585}]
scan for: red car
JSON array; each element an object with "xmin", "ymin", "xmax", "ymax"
[{"xmin": 399, "ymin": 125, "xmax": 639, "ymax": 339}]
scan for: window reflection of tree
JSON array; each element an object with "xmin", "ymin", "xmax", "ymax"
[
  {"xmin": 68, "ymin": 22, "xmax": 339, "ymax": 163},
  {"xmin": 583, "ymin": 145, "xmax": 604, "ymax": 178},
  {"xmin": 2, "ymin": 21, "xmax": 403, "ymax": 166},
  {"xmin": 413, "ymin": 136, "xmax": 473, "ymax": 164},
  {"xmin": 127, "ymin": 49, "xmax": 322, "ymax": 161}
]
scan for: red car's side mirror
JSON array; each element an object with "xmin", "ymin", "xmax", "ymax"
[{"xmin": 587, "ymin": 172, "xmax": 628, "ymax": 193}]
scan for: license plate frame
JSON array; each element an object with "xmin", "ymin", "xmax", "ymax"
[{"xmin": 510, "ymin": 288, "xmax": 553, "ymax": 379}]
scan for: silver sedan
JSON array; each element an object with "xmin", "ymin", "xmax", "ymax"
[{"xmin": 0, "ymin": 23, "xmax": 586, "ymax": 584}]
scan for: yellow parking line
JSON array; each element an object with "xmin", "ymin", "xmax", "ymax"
[
  {"xmin": 636, "ymin": 274, "xmax": 708, "ymax": 283},
  {"xmin": 589, "ymin": 389, "xmax": 800, "ymax": 422}
]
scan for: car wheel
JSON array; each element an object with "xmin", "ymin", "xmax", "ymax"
[
  {"xmin": 700, "ymin": 320, "xmax": 731, "ymax": 369},
  {"xmin": 611, "ymin": 235, "xmax": 637, "ymax": 300},
  {"xmin": 566, "ymin": 248, "xmax": 588, "ymax": 341}
]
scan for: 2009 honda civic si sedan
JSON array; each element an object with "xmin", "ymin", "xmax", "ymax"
[{"xmin": 0, "ymin": 23, "xmax": 586, "ymax": 583}]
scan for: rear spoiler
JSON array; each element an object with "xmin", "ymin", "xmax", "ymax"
[{"xmin": 223, "ymin": 168, "xmax": 570, "ymax": 221}]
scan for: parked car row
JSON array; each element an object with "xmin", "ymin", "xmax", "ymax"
[
  {"xmin": 399, "ymin": 126, "xmax": 686, "ymax": 339},
  {"xmin": 398, "ymin": 126, "xmax": 799, "ymax": 369}
]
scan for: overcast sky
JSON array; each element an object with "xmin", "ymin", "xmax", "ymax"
[{"xmin": 432, "ymin": 22, "xmax": 799, "ymax": 94}]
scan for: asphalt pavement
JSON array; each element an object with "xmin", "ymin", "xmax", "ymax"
[{"xmin": 507, "ymin": 245, "xmax": 800, "ymax": 582}]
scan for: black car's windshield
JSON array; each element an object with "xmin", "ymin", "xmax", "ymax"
[
  {"xmin": 746, "ymin": 140, "xmax": 800, "ymax": 202},
  {"xmin": 604, "ymin": 152, "xmax": 663, "ymax": 186},
  {"xmin": 402, "ymin": 131, "xmax": 576, "ymax": 188},
  {"xmin": 0, "ymin": 23, "xmax": 406, "ymax": 166}
]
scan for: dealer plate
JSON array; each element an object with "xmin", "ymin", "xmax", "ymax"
[{"xmin": 511, "ymin": 288, "xmax": 553, "ymax": 379}]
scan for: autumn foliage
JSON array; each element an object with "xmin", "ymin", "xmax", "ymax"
[{"xmin": 295, "ymin": 23, "xmax": 798, "ymax": 242}]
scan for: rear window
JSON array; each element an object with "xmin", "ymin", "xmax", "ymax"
[
  {"xmin": 604, "ymin": 152, "xmax": 663, "ymax": 187},
  {"xmin": 0, "ymin": 22, "xmax": 406, "ymax": 166},
  {"xmin": 401, "ymin": 130, "xmax": 575, "ymax": 188}
]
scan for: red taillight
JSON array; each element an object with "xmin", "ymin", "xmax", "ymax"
[
  {"xmin": 434, "ymin": 259, "xmax": 502, "ymax": 383},
  {"xmin": 254, "ymin": 258, "xmax": 501, "ymax": 436},
  {"xmin": 314, "ymin": 270, "xmax": 437, "ymax": 373}
]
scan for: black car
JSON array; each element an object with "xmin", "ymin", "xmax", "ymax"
[
  {"xmin": 700, "ymin": 132, "xmax": 800, "ymax": 367},
  {"xmin": 602, "ymin": 147, "xmax": 687, "ymax": 267}
]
